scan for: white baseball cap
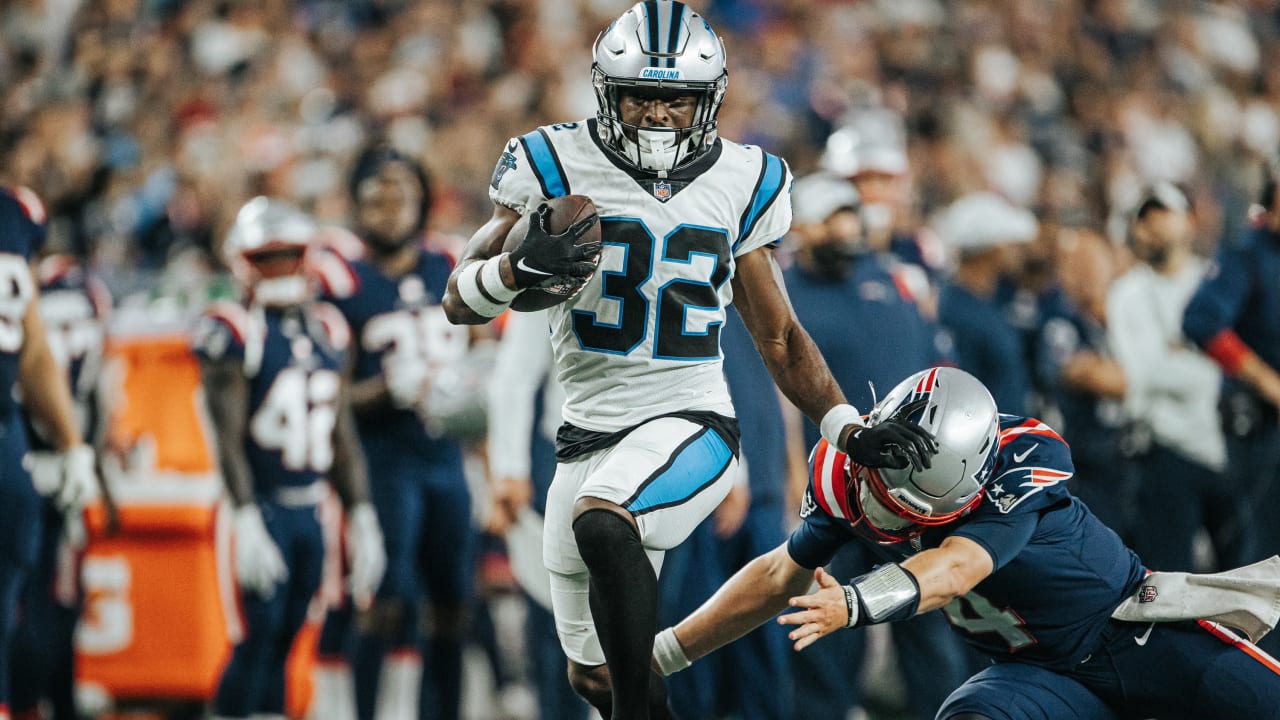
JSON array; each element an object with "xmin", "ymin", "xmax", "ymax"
[
  {"xmin": 792, "ymin": 173, "xmax": 862, "ymax": 225},
  {"xmin": 937, "ymin": 192, "xmax": 1038, "ymax": 251}
]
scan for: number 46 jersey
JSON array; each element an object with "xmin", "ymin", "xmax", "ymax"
[
  {"xmin": 490, "ymin": 119, "xmax": 793, "ymax": 433},
  {"xmin": 192, "ymin": 301, "xmax": 351, "ymax": 494}
]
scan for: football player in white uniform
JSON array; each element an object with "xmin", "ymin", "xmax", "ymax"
[{"xmin": 443, "ymin": 3, "xmax": 936, "ymax": 718}]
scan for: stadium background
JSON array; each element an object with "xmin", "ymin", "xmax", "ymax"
[{"xmin": 3, "ymin": 0, "xmax": 1279, "ymax": 718}]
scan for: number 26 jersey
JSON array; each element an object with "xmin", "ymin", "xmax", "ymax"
[{"xmin": 490, "ymin": 119, "xmax": 793, "ymax": 433}]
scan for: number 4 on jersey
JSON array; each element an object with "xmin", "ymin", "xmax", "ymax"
[
  {"xmin": 942, "ymin": 591, "xmax": 1036, "ymax": 651},
  {"xmin": 250, "ymin": 367, "xmax": 340, "ymax": 472}
]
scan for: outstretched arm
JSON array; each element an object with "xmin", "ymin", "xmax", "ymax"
[
  {"xmin": 655, "ymin": 542, "xmax": 812, "ymax": 673},
  {"xmin": 779, "ymin": 535, "xmax": 993, "ymax": 650}
]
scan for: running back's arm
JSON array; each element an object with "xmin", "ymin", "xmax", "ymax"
[
  {"xmin": 442, "ymin": 204, "xmax": 521, "ymax": 325},
  {"xmin": 17, "ymin": 278, "xmax": 83, "ymax": 450},
  {"xmin": 731, "ymin": 246, "xmax": 849, "ymax": 425}
]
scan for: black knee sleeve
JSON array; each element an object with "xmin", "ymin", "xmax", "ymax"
[{"xmin": 573, "ymin": 508, "xmax": 641, "ymax": 566}]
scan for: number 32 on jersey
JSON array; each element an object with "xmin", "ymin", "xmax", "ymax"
[{"xmin": 573, "ymin": 218, "xmax": 729, "ymax": 361}]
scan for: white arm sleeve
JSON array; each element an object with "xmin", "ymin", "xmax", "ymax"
[{"xmin": 486, "ymin": 309, "xmax": 555, "ymax": 479}]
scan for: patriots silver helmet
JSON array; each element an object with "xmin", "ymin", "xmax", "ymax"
[
  {"xmin": 851, "ymin": 367, "xmax": 1000, "ymax": 542},
  {"xmin": 591, "ymin": 0, "xmax": 727, "ymax": 174},
  {"xmin": 224, "ymin": 196, "xmax": 318, "ymax": 306}
]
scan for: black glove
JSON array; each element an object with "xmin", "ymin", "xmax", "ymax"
[
  {"xmin": 843, "ymin": 399, "xmax": 938, "ymax": 472},
  {"xmin": 509, "ymin": 204, "xmax": 602, "ymax": 289}
]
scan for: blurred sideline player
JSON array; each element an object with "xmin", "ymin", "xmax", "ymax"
[
  {"xmin": 485, "ymin": 308, "xmax": 589, "ymax": 720},
  {"xmin": 443, "ymin": 2, "xmax": 934, "ymax": 717},
  {"xmin": 316, "ymin": 146, "xmax": 475, "ymax": 720},
  {"xmin": 1183, "ymin": 161, "xmax": 1280, "ymax": 660},
  {"xmin": 781, "ymin": 173, "xmax": 966, "ymax": 719},
  {"xmin": 196, "ymin": 198, "xmax": 385, "ymax": 720},
  {"xmin": 0, "ymin": 186, "xmax": 99, "ymax": 720},
  {"xmin": 13, "ymin": 242, "xmax": 114, "ymax": 720},
  {"xmin": 654, "ymin": 366, "xmax": 1280, "ymax": 720}
]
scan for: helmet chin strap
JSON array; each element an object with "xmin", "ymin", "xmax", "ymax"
[
  {"xmin": 253, "ymin": 275, "xmax": 310, "ymax": 306},
  {"xmin": 625, "ymin": 128, "xmax": 682, "ymax": 175}
]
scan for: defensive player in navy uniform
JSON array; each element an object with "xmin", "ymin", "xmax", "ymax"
[
  {"xmin": 442, "ymin": 3, "xmax": 934, "ymax": 718},
  {"xmin": 196, "ymin": 198, "xmax": 385, "ymax": 720},
  {"xmin": 654, "ymin": 366, "xmax": 1280, "ymax": 720},
  {"xmin": 1183, "ymin": 163, "xmax": 1280, "ymax": 660},
  {"xmin": 14, "ymin": 248, "xmax": 113, "ymax": 720},
  {"xmin": 317, "ymin": 146, "xmax": 474, "ymax": 720},
  {"xmin": 0, "ymin": 186, "xmax": 98, "ymax": 720},
  {"xmin": 782, "ymin": 173, "xmax": 967, "ymax": 719}
]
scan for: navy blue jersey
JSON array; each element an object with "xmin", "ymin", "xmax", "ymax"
[
  {"xmin": 322, "ymin": 247, "xmax": 466, "ymax": 454},
  {"xmin": 24, "ymin": 256, "xmax": 110, "ymax": 451},
  {"xmin": 1183, "ymin": 226, "xmax": 1280, "ymax": 383},
  {"xmin": 720, "ymin": 307, "xmax": 786, "ymax": 504},
  {"xmin": 1036, "ymin": 304, "xmax": 1125, "ymax": 468},
  {"xmin": 784, "ymin": 253, "xmax": 938, "ymax": 448},
  {"xmin": 0, "ymin": 187, "xmax": 47, "ymax": 418},
  {"xmin": 787, "ymin": 415, "xmax": 1146, "ymax": 670},
  {"xmin": 938, "ymin": 281, "xmax": 1032, "ymax": 416},
  {"xmin": 192, "ymin": 301, "xmax": 350, "ymax": 494}
]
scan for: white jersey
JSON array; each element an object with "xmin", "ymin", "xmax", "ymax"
[{"xmin": 490, "ymin": 119, "xmax": 793, "ymax": 433}]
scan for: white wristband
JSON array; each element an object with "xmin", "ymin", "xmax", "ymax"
[
  {"xmin": 820, "ymin": 404, "xmax": 865, "ymax": 450},
  {"xmin": 653, "ymin": 627, "xmax": 691, "ymax": 676},
  {"xmin": 457, "ymin": 257, "xmax": 517, "ymax": 317}
]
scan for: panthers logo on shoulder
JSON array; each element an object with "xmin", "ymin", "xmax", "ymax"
[{"xmin": 491, "ymin": 149, "xmax": 518, "ymax": 190}]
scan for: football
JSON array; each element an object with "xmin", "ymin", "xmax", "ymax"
[{"xmin": 502, "ymin": 194, "xmax": 601, "ymax": 312}]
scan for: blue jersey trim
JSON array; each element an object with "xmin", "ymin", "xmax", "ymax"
[
  {"xmin": 736, "ymin": 151, "xmax": 786, "ymax": 250},
  {"xmin": 625, "ymin": 427, "xmax": 734, "ymax": 514},
  {"xmin": 519, "ymin": 129, "xmax": 569, "ymax": 199}
]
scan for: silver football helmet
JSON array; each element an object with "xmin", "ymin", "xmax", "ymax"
[
  {"xmin": 224, "ymin": 196, "xmax": 318, "ymax": 306},
  {"xmin": 851, "ymin": 367, "xmax": 1000, "ymax": 542},
  {"xmin": 591, "ymin": 0, "xmax": 727, "ymax": 174}
]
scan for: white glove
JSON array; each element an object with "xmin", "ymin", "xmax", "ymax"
[
  {"xmin": 345, "ymin": 503, "xmax": 386, "ymax": 609},
  {"xmin": 385, "ymin": 360, "xmax": 430, "ymax": 412},
  {"xmin": 28, "ymin": 445, "xmax": 100, "ymax": 512},
  {"xmin": 234, "ymin": 504, "xmax": 288, "ymax": 599}
]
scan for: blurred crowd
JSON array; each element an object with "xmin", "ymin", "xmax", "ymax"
[{"xmin": 6, "ymin": 0, "xmax": 1280, "ymax": 719}]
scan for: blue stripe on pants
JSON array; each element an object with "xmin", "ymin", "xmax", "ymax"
[{"xmin": 625, "ymin": 427, "xmax": 733, "ymax": 515}]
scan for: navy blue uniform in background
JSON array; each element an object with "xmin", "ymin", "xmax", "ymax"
[
  {"xmin": 1183, "ymin": 225, "xmax": 1280, "ymax": 658},
  {"xmin": 0, "ymin": 187, "xmax": 48, "ymax": 718},
  {"xmin": 659, "ymin": 307, "xmax": 793, "ymax": 720},
  {"xmin": 321, "ymin": 246, "xmax": 474, "ymax": 720},
  {"xmin": 789, "ymin": 416, "xmax": 1280, "ymax": 719},
  {"xmin": 194, "ymin": 301, "xmax": 349, "ymax": 718},
  {"xmin": 938, "ymin": 280, "xmax": 1032, "ymax": 417},
  {"xmin": 1036, "ymin": 304, "xmax": 1134, "ymax": 537},
  {"xmin": 14, "ymin": 256, "xmax": 109, "ymax": 720},
  {"xmin": 783, "ymin": 254, "xmax": 966, "ymax": 719}
]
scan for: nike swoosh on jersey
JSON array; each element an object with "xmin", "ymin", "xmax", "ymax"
[
  {"xmin": 1134, "ymin": 623, "xmax": 1155, "ymax": 646},
  {"xmin": 1013, "ymin": 444, "xmax": 1038, "ymax": 463},
  {"xmin": 516, "ymin": 258, "xmax": 552, "ymax": 276}
]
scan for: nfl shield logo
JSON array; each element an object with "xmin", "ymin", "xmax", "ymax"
[
  {"xmin": 653, "ymin": 181, "xmax": 673, "ymax": 201},
  {"xmin": 1139, "ymin": 585, "xmax": 1158, "ymax": 603}
]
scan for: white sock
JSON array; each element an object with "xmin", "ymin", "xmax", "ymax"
[
  {"xmin": 311, "ymin": 661, "xmax": 356, "ymax": 720},
  {"xmin": 375, "ymin": 650, "xmax": 422, "ymax": 720}
]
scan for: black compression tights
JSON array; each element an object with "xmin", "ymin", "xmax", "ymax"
[{"xmin": 573, "ymin": 508, "xmax": 662, "ymax": 720}]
